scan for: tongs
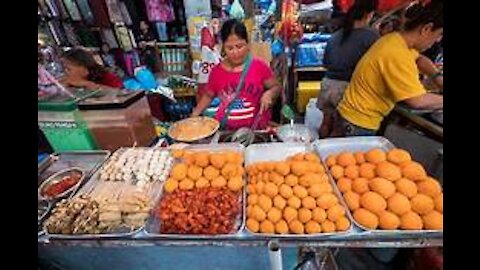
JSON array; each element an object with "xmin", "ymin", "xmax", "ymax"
[{"xmin": 231, "ymin": 111, "xmax": 263, "ymax": 146}]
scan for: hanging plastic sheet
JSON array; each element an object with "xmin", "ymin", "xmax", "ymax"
[
  {"xmin": 62, "ymin": 0, "xmax": 82, "ymax": 21},
  {"xmin": 119, "ymin": 1, "xmax": 133, "ymax": 26},
  {"xmin": 106, "ymin": 0, "xmax": 125, "ymax": 23},
  {"xmin": 229, "ymin": 0, "xmax": 245, "ymax": 21},
  {"xmin": 53, "ymin": 0, "xmax": 69, "ymax": 19},
  {"xmin": 45, "ymin": 0, "xmax": 60, "ymax": 17},
  {"xmin": 74, "ymin": 0, "xmax": 95, "ymax": 25}
]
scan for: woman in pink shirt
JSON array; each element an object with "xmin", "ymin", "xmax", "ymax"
[{"xmin": 191, "ymin": 19, "xmax": 281, "ymax": 130}]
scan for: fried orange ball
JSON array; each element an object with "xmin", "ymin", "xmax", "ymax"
[
  {"xmin": 365, "ymin": 148, "xmax": 387, "ymax": 164},
  {"xmin": 203, "ymin": 166, "xmax": 220, "ymax": 180},
  {"xmin": 270, "ymin": 172, "xmax": 284, "ymax": 186},
  {"xmin": 275, "ymin": 220, "xmax": 289, "ymax": 234},
  {"xmin": 410, "ymin": 194, "xmax": 434, "ymax": 215},
  {"xmin": 247, "ymin": 218, "xmax": 260, "ymax": 233},
  {"xmin": 360, "ymin": 192, "xmax": 387, "ymax": 215},
  {"xmin": 355, "ymin": 152, "xmax": 366, "ymax": 164},
  {"xmin": 359, "ymin": 163, "xmax": 376, "ymax": 179},
  {"xmin": 312, "ymin": 208, "xmax": 327, "ymax": 223},
  {"xmin": 291, "ymin": 153, "xmax": 305, "ymax": 161},
  {"xmin": 260, "ymin": 220, "xmax": 275, "ymax": 233},
  {"xmin": 298, "ymin": 208, "xmax": 313, "ymax": 223},
  {"xmin": 311, "ymin": 164, "xmax": 325, "ymax": 174},
  {"xmin": 273, "ymin": 195, "xmax": 287, "ymax": 210},
  {"xmin": 352, "ymin": 178, "xmax": 370, "ymax": 194},
  {"xmin": 182, "ymin": 152, "xmax": 195, "ymax": 165},
  {"xmin": 164, "ymin": 179, "xmax": 179, "ymax": 193},
  {"xmin": 422, "ymin": 210, "xmax": 443, "ymax": 230},
  {"xmin": 317, "ymin": 183, "xmax": 333, "ymax": 194},
  {"xmin": 187, "ymin": 165, "xmax": 203, "ymax": 180},
  {"xmin": 400, "ymin": 211, "xmax": 423, "ymax": 230},
  {"xmin": 248, "ymin": 194, "xmax": 259, "ymax": 205},
  {"xmin": 387, "ymin": 193, "xmax": 411, "ymax": 216},
  {"xmin": 228, "ymin": 175, "xmax": 243, "ymax": 192},
  {"xmin": 289, "ymin": 220, "xmax": 305, "ymax": 234},
  {"xmin": 344, "ymin": 165, "xmax": 360, "ymax": 179},
  {"xmin": 376, "ymin": 162, "xmax": 402, "ymax": 181},
  {"xmin": 225, "ymin": 151, "xmax": 239, "ymax": 164},
  {"xmin": 288, "ymin": 196, "xmax": 302, "ymax": 209},
  {"xmin": 211, "ymin": 176, "xmax": 227, "ymax": 188},
  {"xmin": 305, "ymin": 152, "xmax": 320, "ymax": 163},
  {"xmin": 387, "ymin": 148, "xmax": 412, "ymax": 165},
  {"xmin": 194, "ymin": 152, "xmax": 210, "ymax": 168},
  {"xmin": 337, "ymin": 152, "xmax": 356, "ymax": 167},
  {"xmin": 330, "ymin": 165, "xmax": 344, "ymax": 179},
  {"xmin": 316, "ymin": 193, "xmax": 338, "ymax": 210},
  {"xmin": 195, "ymin": 177, "xmax": 210, "ymax": 188},
  {"xmin": 264, "ymin": 182, "xmax": 279, "ymax": 198},
  {"xmin": 264, "ymin": 162, "xmax": 275, "ymax": 172},
  {"xmin": 267, "ymin": 207, "xmax": 282, "ymax": 223},
  {"xmin": 401, "ymin": 162, "xmax": 427, "ymax": 181},
  {"xmin": 326, "ymin": 155, "xmax": 337, "ymax": 167},
  {"xmin": 321, "ymin": 220, "xmax": 336, "ymax": 233},
  {"xmin": 221, "ymin": 163, "xmax": 238, "ymax": 178},
  {"xmin": 354, "ymin": 208, "xmax": 379, "ymax": 229},
  {"xmin": 285, "ymin": 174, "xmax": 299, "ymax": 186},
  {"xmin": 344, "ymin": 191, "xmax": 360, "ymax": 211},
  {"xmin": 369, "ymin": 177, "xmax": 396, "ymax": 199},
  {"xmin": 279, "ymin": 184, "xmax": 294, "ymax": 199},
  {"xmin": 417, "ymin": 177, "xmax": 442, "ymax": 198},
  {"xmin": 378, "ymin": 211, "xmax": 401, "ymax": 230},
  {"xmin": 252, "ymin": 205, "xmax": 267, "ymax": 222},
  {"xmin": 434, "ymin": 193, "xmax": 443, "ymax": 213},
  {"xmin": 302, "ymin": 196, "xmax": 317, "ymax": 209},
  {"xmin": 337, "ymin": 177, "xmax": 352, "ymax": 193},
  {"xmin": 293, "ymin": 185, "xmax": 309, "ymax": 199},
  {"xmin": 290, "ymin": 161, "xmax": 309, "ymax": 176},
  {"xmin": 305, "ymin": 220, "xmax": 322, "ymax": 234},
  {"xmin": 235, "ymin": 166, "xmax": 245, "ymax": 177},
  {"xmin": 171, "ymin": 163, "xmax": 188, "ymax": 180},
  {"xmin": 172, "ymin": 149, "xmax": 184, "ymax": 158},
  {"xmin": 308, "ymin": 173, "xmax": 323, "ymax": 186},
  {"xmin": 335, "ymin": 216, "xmax": 351, "ymax": 231},
  {"xmin": 327, "ymin": 204, "xmax": 346, "ymax": 222},
  {"xmin": 299, "ymin": 174, "xmax": 314, "ymax": 187},
  {"xmin": 308, "ymin": 184, "xmax": 324, "ymax": 198},
  {"xmin": 258, "ymin": 194, "xmax": 273, "ymax": 212},
  {"xmin": 395, "ymin": 178, "xmax": 418, "ymax": 198},
  {"xmin": 283, "ymin": 207, "xmax": 298, "ymax": 223},
  {"xmin": 247, "ymin": 205, "xmax": 254, "ymax": 218},
  {"xmin": 256, "ymin": 181, "xmax": 265, "ymax": 195},
  {"xmin": 179, "ymin": 178, "xmax": 195, "ymax": 190}
]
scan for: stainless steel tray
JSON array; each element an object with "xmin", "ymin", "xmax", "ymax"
[
  {"xmin": 144, "ymin": 143, "xmax": 246, "ymax": 238},
  {"xmin": 243, "ymin": 142, "xmax": 354, "ymax": 238},
  {"xmin": 313, "ymin": 136, "xmax": 443, "ymax": 235}
]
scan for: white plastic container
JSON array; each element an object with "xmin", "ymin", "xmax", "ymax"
[{"xmin": 305, "ymin": 98, "xmax": 324, "ymax": 133}]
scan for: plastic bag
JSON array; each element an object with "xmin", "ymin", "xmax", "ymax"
[
  {"xmin": 230, "ymin": 0, "xmax": 245, "ymax": 21},
  {"xmin": 296, "ymin": 42, "xmax": 327, "ymax": 67}
]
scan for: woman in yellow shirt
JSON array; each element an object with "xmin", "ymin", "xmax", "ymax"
[{"xmin": 335, "ymin": 1, "xmax": 443, "ymax": 136}]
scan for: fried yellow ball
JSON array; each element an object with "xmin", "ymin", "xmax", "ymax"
[
  {"xmin": 288, "ymin": 196, "xmax": 302, "ymax": 209},
  {"xmin": 352, "ymin": 178, "xmax": 370, "ymax": 194},
  {"xmin": 285, "ymin": 174, "xmax": 299, "ymax": 186},
  {"xmin": 365, "ymin": 148, "xmax": 387, "ymax": 164},
  {"xmin": 293, "ymin": 185, "xmax": 309, "ymax": 199},
  {"xmin": 289, "ymin": 220, "xmax": 305, "ymax": 234},
  {"xmin": 179, "ymin": 178, "xmax": 194, "ymax": 190},
  {"xmin": 359, "ymin": 163, "xmax": 376, "ymax": 179},
  {"xmin": 312, "ymin": 208, "xmax": 327, "ymax": 223},
  {"xmin": 387, "ymin": 193, "xmax": 411, "ymax": 216},
  {"xmin": 275, "ymin": 162, "xmax": 291, "ymax": 176},
  {"xmin": 258, "ymin": 194, "xmax": 273, "ymax": 212},
  {"xmin": 400, "ymin": 211, "xmax": 423, "ymax": 230},
  {"xmin": 194, "ymin": 152, "xmax": 210, "ymax": 168},
  {"xmin": 261, "ymin": 172, "xmax": 270, "ymax": 182},
  {"xmin": 336, "ymin": 216, "xmax": 351, "ymax": 231},
  {"xmin": 171, "ymin": 163, "xmax": 188, "ymax": 180},
  {"xmin": 203, "ymin": 165, "xmax": 220, "ymax": 180},
  {"xmin": 235, "ymin": 166, "xmax": 245, "ymax": 177},
  {"xmin": 317, "ymin": 183, "xmax": 333, "ymax": 194},
  {"xmin": 183, "ymin": 152, "xmax": 195, "ymax": 165},
  {"xmin": 360, "ymin": 192, "xmax": 387, "ymax": 215},
  {"xmin": 187, "ymin": 165, "xmax": 203, "ymax": 180},
  {"xmin": 264, "ymin": 182, "xmax": 279, "ymax": 198},
  {"xmin": 195, "ymin": 177, "xmax": 210, "ymax": 188},
  {"xmin": 434, "ymin": 193, "xmax": 443, "ymax": 213},
  {"xmin": 247, "ymin": 205, "xmax": 254, "ymax": 218},
  {"xmin": 291, "ymin": 153, "xmax": 305, "ymax": 161},
  {"xmin": 228, "ymin": 175, "xmax": 244, "ymax": 192},
  {"xmin": 172, "ymin": 149, "xmax": 184, "ymax": 158},
  {"xmin": 337, "ymin": 177, "xmax": 352, "ymax": 193},
  {"xmin": 247, "ymin": 183, "xmax": 256, "ymax": 194},
  {"xmin": 327, "ymin": 204, "xmax": 346, "ymax": 222},
  {"xmin": 422, "ymin": 210, "xmax": 443, "ymax": 230},
  {"xmin": 225, "ymin": 151, "xmax": 239, "ymax": 164},
  {"xmin": 354, "ymin": 208, "xmax": 379, "ymax": 229},
  {"xmin": 305, "ymin": 221, "xmax": 322, "ymax": 234},
  {"xmin": 246, "ymin": 218, "xmax": 260, "ymax": 233},
  {"xmin": 344, "ymin": 165, "xmax": 360, "ymax": 179},
  {"xmin": 308, "ymin": 184, "xmax": 323, "ymax": 198},
  {"xmin": 265, "ymin": 162, "xmax": 276, "ymax": 172},
  {"xmin": 417, "ymin": 177, "xmax": 442, "ymax": 198},
  {"xmin": 252, "ymin": 205, "xmax": 267, "ymax": 222},
  {"xmin": 401, "ymin": 162, "xmax": 427, "ymax": 181},
  {"xmin": 256, "ymin": 181, "xmax": 265, "ymax": 194},
  {"xmin": 273, "ymin": 195, "xmax": 287, "ymax": 210},
  {"xmin": 270, "ymin": 172, "xmax": 284, "ymax": 185},
  {"xmin": 311, "ymin": 164, "xmax": 325, "ymax": 174},
  {"xmin": 275, "ymin": 220, "xmax": 289, "ymax": 234},
  {"xmin": 279, "ymin": 184, "xmax": 294, "ymax": 199},
  {"xmin": 291, "ymin": 161, "xmax": 309, "ymax": 176},
  {"xmin": 298, "ymin": 208, "xmax": 313, "ymax": 223},
  {"xmin": 410, "ymin": 194, "xmax": 434, "ymax": 215},
  {"xmin": 299, "ymin": 174, "xmax": 314, "ymax": 187},
  {"xmin": 395, "ymin": 178, "xmax": 418, "ymax": 198},
  {"xmin": 164, "ymin": 179, "xmax": 179, "ymax": 193},
  {"xmin": 378, "ymin": 211, "xmax": 401, "ymax": 230},
  {"xmin": 260, "ymin": 220, "xmax": 275, "ymax": 234},
  {"xmin": 337, "ymin": 152, "xmax": 356, "ymax": 167},
  {"xmin": 369, "ymin": 177, "xmax": 396, "ymax": 199},
  {"xmin": 248, "ymin": 194, "xmax": 259, "ymax": 205},
  {"xmin": 316, "ymin": 193, "xmax": 338, "ymax": 210},
  {"xmin": 326, "ymin": 155, "xmax": 337, "ymax": 167},
  {"xmin": 283, "ymin": 207, "xmax": 298, "ymax": 223},
  {"xmin": 305, "ymin": 152, "xmax": 320, "ymax": 163},
  {"xmin": 211, "ymin": 176, "xmax": 227, "ymax": 188},
  {"xmin": 321, "ymin": 220, "xmax": 336, "ymax": 233},
  {"xmin": 221, "ymin": 163, "xmax": 238, "ymax": 178},
  {"xmin": 267, "ymin": 207, "xmax": 283, "ymax": 223},
  {"xmin": 302, "ymin": 196, "xmax": 317, "ymax": 210},
  {"xmin": 344, "ymin": 191, "xmax": 360, "ymax": 211},
  {"xmin": 387, "ymin": 148, "xmax": 412, "ymax": 165},
  {"xmin": 375, "ymin": 161, "xmax": 402, "ymax": 181},
  {"xmin": 355, "ymin": 152, "xmax": 366, "ymax": 164},
  {"xmin": 330, "ymin": 165, "xmax": 344, "ymax": 180}
]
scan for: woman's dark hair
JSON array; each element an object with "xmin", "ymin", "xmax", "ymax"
[
  {"xmin": 341, "ymin": 0, "xmax": 378, "ymax": 44},
  {"xmin": 220, "ymin": 19, "xmax": 249, "ymax": 43},
  {"xmin": 63, "ymin": 48, "xmax": 108, "ymax": 82},
  {"xmin": 404, "ymin": 1, "xmax": 443, "ymax": 31}
]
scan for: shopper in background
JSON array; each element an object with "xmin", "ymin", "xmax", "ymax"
[
  {"xmin": 137, "ymin": 20, "xmax": 158, "ymax": 72},
  {"xmin": 191, "ymin": 19, "xmax": 281, "ymax": 130},
  {"xmin": 317, "ymin": 0, "xmax": 380, "ymax": 138},
  {"xmin": 60, "ymin": 48, "xmax": 123, "ymax": 90},
  {"xmin": 335, "ymin": 1, "xmax": 443, "ymax": 137}
]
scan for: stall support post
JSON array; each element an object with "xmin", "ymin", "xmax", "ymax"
[{"xmin": 268, "ymin": 240, "xmax": 283, "ymax": 270}]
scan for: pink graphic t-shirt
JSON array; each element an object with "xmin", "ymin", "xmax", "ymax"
[{"xmin": 206, "ymin": 58, "xmax": 274, "ymax": 130}]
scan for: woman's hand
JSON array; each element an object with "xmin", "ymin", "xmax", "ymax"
[{"xmin": 260, "ymin": 90, "xmax": 275, "ymax": 113}]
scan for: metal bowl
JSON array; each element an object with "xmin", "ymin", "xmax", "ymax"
[
  {"xmin": 276, "ymin": 124, "xmax": 319, "ymax": 143},
  {"xmin": 38, "ymin": 167, "xmax": 85, "ymax": 201}
]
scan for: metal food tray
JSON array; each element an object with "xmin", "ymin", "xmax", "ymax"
[
  {"xmin": 144, "ymin": 143, "xmax": 246, "ymax": 238},
  {"xmin": 243, "ymin": 142, "xmax": 355, "ymax": 238},
  {"xmin": 313, "ymin": 136, "xmax": 443, "ymax": 236}
]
